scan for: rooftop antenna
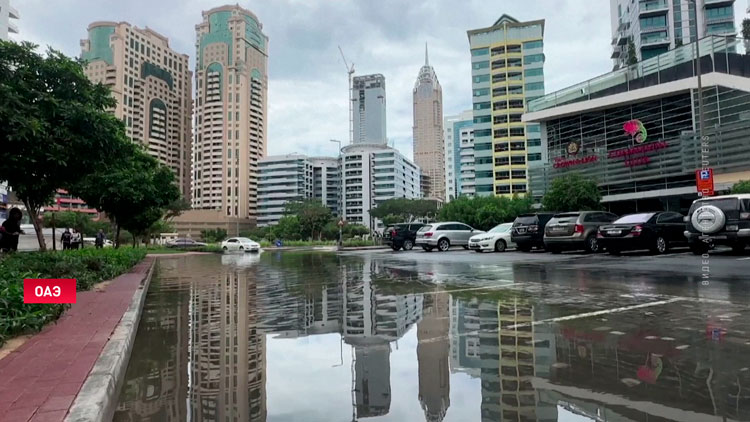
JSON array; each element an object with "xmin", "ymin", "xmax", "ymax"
[{"xmin": 339, "ymin": 46, "xmax": 355, "ymax": 145}]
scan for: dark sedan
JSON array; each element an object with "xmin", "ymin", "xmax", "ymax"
[
  {"xmin": 166, "ymin": 238, "xmax": 208, "ymax": 249},
  {"xmin": 598, "ymin": 212, "xmax": 687, "ymax": 255}
]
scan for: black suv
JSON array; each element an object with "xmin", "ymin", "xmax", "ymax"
[
  {"xmin": 511, "ymin": 213, "xmax": 557, "ymax": 252},
  {"xmin": 384, "ymin": 223, "xmax": 426, "ymax": 251},
  {"xmin": 684, "ymin": 194, "xmax": 750, "ymax": 254}
]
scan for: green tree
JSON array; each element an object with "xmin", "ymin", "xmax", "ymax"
[
  {"xmin": 731, "ymin": 180, "xmax": 750, "ymax": 194},
  {"xmin": 0, "ymin": 41, "xmax": 132, "ymax": 250},
  {"xmin": 72, "ymin": 144, "xmax": 180, "ymax": 248},
  {"xmin": 164, "ymin": 198, "xmax": 191, "ymax": 221},
  {"xmin": 541, "ymin": 173, "xmax": 602, "ymax": 212},
  {"xmin": 200, "ymin": 228, "xmax": 227, "ymax": 243},
  {"xmin": 626, "ymin": 39, "xmax": 638, "ymax": 66},
  {"xmin": 285, "ymin": 200, "xmax": 332, "ymax": 240},
  {"xmin": 272, "ymin": 215, "xmax": 302, "ymax": 240},
  {"xmin": 438, "ymin": 195, "xmax": 532, "ymax": 231},
  {"xmin": 370, "ymin": 198, "xmax": 439, "ymax": 223},
  {"xmin": 742, "ymin": 19, "xmax": 750, "ymax": 42},
  {"xmin": 46, "ymin": 211, "xmax": 92, "ymax": 235}
]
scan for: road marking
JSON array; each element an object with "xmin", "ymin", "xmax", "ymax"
[
  {"xmin": 737, "ymin": 257, "xmax": 750, "ymax": 261},
  {"xmin": 507, "ymin": 298, "xmax": 685, "ymax": 329}
]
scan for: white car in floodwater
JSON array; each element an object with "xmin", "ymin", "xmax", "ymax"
[
  {"xmin": 468, "ymin": 222, "xmax": 515, "ymax": 252},
  {"xmin": 221, "ymin": 237, "xmax": 260, "ymax": 252}
]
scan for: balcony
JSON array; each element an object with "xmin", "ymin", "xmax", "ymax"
[
  {"xmin": 639, "ymin": 1, "xmax": 668, "ymax": 15},
  {"xmin": 641, "ymin": 33, "xmax": 670, "ymax": 46},
  {"xmin": 8, "ymin": 5, "xmax": 20, "ymax": 19},
  {"xmin": 704, "ymin": 0, "xmax": 734, "ymax": 5}
]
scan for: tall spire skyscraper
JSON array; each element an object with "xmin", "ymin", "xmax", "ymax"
[{"xmin": 413, "ymin": 44, "xmax": 445, "ymax": 200}]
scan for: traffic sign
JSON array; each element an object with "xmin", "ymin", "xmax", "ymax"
[{"xmin": 695, "ymin": 168, "xmax": 714, "ymax": 197}]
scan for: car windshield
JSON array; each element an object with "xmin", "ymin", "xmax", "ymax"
[
  {"xmin": 489, "ymin": 224, "xmax": 511, "ymax": 233},
  {"xmin": 417, "ymin": 225, "xmax": 432, "ymax": 232},
  {"xmin": 689, "ymin": 198, "xmax": 739, "ymax": 214},
  {"xmin": 613, "ymin": 213, "xmax": 655, "ymax": 224}
]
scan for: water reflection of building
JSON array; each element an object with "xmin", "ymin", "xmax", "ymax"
[
  {"xmin": 417, "ymin": 291, "xmax": 451, "ymax": 422},
  {"xmin": 450, "ymin": 297, "xmax": 481, "ymax": 377},
  {"xmin": 342, "ymin": 255, "xmax": 424, "ymax": 419},
  {"xmin": 189, "ymin": 259, "xmax": 266, "ymax": 422}
]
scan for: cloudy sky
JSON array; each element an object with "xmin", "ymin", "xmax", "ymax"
[{"xmin": 13, "ymin": 1, "xmax": 747, "ymax": 160}]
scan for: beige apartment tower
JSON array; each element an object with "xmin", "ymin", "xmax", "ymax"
[
  {"xmin": 413, "ymin": 45, "xmax": 445, "ymax": 200},
  {"xmin": 81, "ymin": 22, "xmax": 193, "ymax": 199},
  {"xmin": 193, "ymin": 5, "xmax": 269, "ymax": 220}
]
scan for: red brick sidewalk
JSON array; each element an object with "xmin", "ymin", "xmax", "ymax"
[{"xmin": 0, "ymin": 258, "xmax": 153, "ymax": 422}]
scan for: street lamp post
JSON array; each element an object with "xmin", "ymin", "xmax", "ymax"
[{"xmin": 687, "ymin": 0, "xmax": 705, "ymax": 140}]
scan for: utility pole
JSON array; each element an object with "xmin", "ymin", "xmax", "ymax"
[
  {"xmin": 687, "ymin": 0, "xmax": 705, "ymax": 140},
  {"xmin": 338, "ymin": 46, "xmax": 355, "ymax": 145}
]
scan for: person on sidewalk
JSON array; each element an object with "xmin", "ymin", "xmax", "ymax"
[
  {"xmin": 0, "ymin": 207, "xmax": 25, "ymax": 253},
  {"xmin": 61, "ymin": 228, "xmax": 72, "ymax": 250},
  {"xmin": 71, "ymin": 229, "xmax": 82, "ymax": 249},
  {"xmin": 95, "ymin": 229, "xmax": 106, "ymax": 248}
]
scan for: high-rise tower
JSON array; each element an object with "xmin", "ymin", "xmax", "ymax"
[
  {"xmin": 0, "ymin": 0, "xmax": 19, "ymax": 41},
  {"xmin": 352, "ymin": 74, "xmax": 387, "ymax": 145},
  {"xmin": 80, "ymin": 22, "xmax": 193, "ymax": 199},
  {"xmin": 193, "ymin": 5, "xmax": 269, "ymax": 219},
  {"xmin": 413, "ymin": 45, "xmax": 445, "ymax": 200}
]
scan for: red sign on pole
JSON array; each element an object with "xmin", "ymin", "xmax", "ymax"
[{"xmin": 696, "ymin": 168, "xmax": 714, "ymax": 197}]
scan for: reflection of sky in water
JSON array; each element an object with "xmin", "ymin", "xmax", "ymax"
[{"xmin": 266, "ymin": 328, "xmax": 482, "ymax": 422}]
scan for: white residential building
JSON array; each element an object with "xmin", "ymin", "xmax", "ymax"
[
  {"xmin": 444, "ymin": 110, "xmax": 473, "ymax": 200},
  {"xmin": 459, "ymin": 127, "xmax": 476, "ymax": 197},
  {"xmin": 341, "ymin": 143, "xmax": 421, "ymax": 232},
  {"xmin": 0, "ymin": 0, "xmax": 19, "ymax": 41},
  {"xmin": 257, "ymin": 154, "xmax": 341, "ymax": 226}
]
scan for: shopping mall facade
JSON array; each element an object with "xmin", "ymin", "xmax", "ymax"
[{"xmin": 524, "ymin": 36, "xmax": 750, "ymax": 214}]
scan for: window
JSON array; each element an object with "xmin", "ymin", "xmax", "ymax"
[
  {"xmin": 495, "ymin": 142, "xmax": 509, "ymax": 152},
  {"xmin": 528, "ymin": 153, "xmax": 542, "ymax": 161},
  {"xmin": 495, "ymin": 171, "xmax": 510, "ymax": 180},
  {"xmin": 640, "ymin": 15, "xmax": 667, "ymax": 29},
  {"xmin": 473, "ymin": 74, "xmax": 490, "ymax": 83},
  {"xmin": 528, "ymin": 139, "xmax": 541, "ymax": 147},
  {"xmin": 512, "ymin": 170, "xmax": 526, "ymax": 179},
  {"xmin": 507, "ymin": 45, "xmax": 521, "ymax": 53},
  {"xmin": 523, "ymin": 54, "xmax": 544, "ymax": 65},
  {"xmin": 493, "ymin": 100, "xmax": 508, "ymax": 111},
  {"xmin": 495, "ymin": 157, "xmax": 510, "ymax": 166},
  {"xmin": 657, "ymin": 212, "xmax": 683, "ymax": 223},
  {"xmin": 476, "ymin": 171, "xmax": 493, "ymax": 178},
  {"xmin": 524, "ymin": 68, "xmax": 544, "ymax": 78},
  {"xmin": 525, "ymin": 82, "xmax": 544, "ymax": 91},
  {"xmin": 474, "ymin": 129, "xmax": 492, "ymax": 137},
  {"xmin": 523, "ymin": 40, "xmax": 543, "ymax": 50},
  {"xmin": 510, "ymin": 141, "xmax": 525, "ymax": 151},
  {"xmin": 510, "ymin": 127, "xmax": 525, "ymax": 137},
  {"xmin": 472, "ymin": 61, "xmax": 489, "ymax": 70},
  {"xmin": 475, "ymin": 143, "xmax": 492, "ymax": 150},
  {"xmin": 494, "ymin": 115, "xmax": 508, "ymax": 124},
  {"xmin": 512, "ymin": 184, "xmax": 527, "ymax": 193},
  {"xmin": 509, "ymin": 100, "xmax": 524, "ymax": 109},
  {"xmin": 494, "ymin": 128, "xmax": 508, "ymax": 138},
  {"xmin": 492, "ymin": 87, "xmax": 507, "ymax": 97},
  {"xmin": 474, "ymin": 102, "xmax": 491, "ymax": 110},
  {"xmin": 511, "ymin": 155, "xmax": 526, "ymax": 165},
  {"xmin": 496, "ymin": 185, "xmax": 511, "ymax": 194},
  {"xmin": 474, "ymin": 115, "xmax": 491, "ymax": 124},
  {"xmin": 471, "ymin": 48, "xmax": 489, "ymax": 56},
  {"xmin": 527, "ymin": 125, "xmax": 541, "ymax": 133},
  {"xmin": 476, "ymin": 157, "xmax": 493, "ymax": 165},
  {"xmin": 491, "ymin": 46, "xmax": 506, "ymax": 56},
  {"xmin": 473, "ymin": 88, "xmax": 490, "ymax": 97}
]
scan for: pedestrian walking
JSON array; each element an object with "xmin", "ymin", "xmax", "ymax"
[
  {"xmin": 61, "ymin": 228, "xmax": 72, "ymax": 250},
  {"xmin": 0, "ymin": 207, "xmax": 25, "ymax": 253},
  {"xmin": 95, "ymin": 229, "xmax": 106, "ymax": 249}
]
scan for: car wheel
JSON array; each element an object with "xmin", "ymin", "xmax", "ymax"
[
  {"xmin": 517, "ymin": 244, "xmax": 532, "ymax": 252},
  {"xmin": 222, "ymin": 246, "xmax": 228, "ymax": 251},
  {"xmin": 423, "ymin": 246, "xmax": 433, "ymax": 252},
  {"xmin": 689, "ymin": 242, "xmax": 709, "ymax": 255},
  {"xmin": 438, "ymin": 238, "xmax": 450, "ymax": 252},
  {"xmin": 651, "ymin": 236, "xmax": 668, "ymax": 254},
  {"xmin": 584, "ymin": 235, "xmax": 599, "ymax": 253},
  {"xmin": 239, "ymin": 246, "xmax": 244, "ymax": 251},
  {"xmin": 494, "ymin": 239, "xmax": 506, "ymax": 252},
  {"xmin": 403, "ymin": 240, "xmax": 414, "ymax": 251}
]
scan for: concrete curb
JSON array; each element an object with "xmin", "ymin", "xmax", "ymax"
[{"xmin": 65, "ymin": 258, "xmax": 156, "ymax": 422}]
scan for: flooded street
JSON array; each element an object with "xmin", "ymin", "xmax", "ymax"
[{"xmin": 115, "ymin": 251, "xmax": 750, "ymax": 422}]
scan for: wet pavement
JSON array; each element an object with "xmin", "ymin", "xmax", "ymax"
[{"xmin": 114, "ymin": 250, "xmax": 750, "ymax": 422}]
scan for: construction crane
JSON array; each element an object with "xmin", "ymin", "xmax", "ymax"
[{"xmin": 338, "ymin": 46, "xmax": 355, "ymax": 145}]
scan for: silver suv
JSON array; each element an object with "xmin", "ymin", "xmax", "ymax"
[
  {"xmin": 544, "ymin": 211, "xmax": 618, "ymax": 253},
  {"xmin": 416, "ymin": 222, "xmax": 484, "ymax": 252}
]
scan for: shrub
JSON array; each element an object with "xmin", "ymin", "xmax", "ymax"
[{"xmin": 0, "ymin": 248, "xmax": 147, "ymax": 346}]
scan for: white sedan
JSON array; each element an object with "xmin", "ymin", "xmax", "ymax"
[
  {"xmin": 221, "ymin": 237, "xmax": 260, "ymax": 253},
  {"xmin": 468, "ymin": 223, "xmax": 515, "ymax": 252}
]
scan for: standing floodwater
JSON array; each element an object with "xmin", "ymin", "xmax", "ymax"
[{"xmin": 114, "ymin": 251, "xmax": 750, "ymax": 422}]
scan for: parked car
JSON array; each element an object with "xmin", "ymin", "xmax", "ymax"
[
  {"xmin": 166, "ymin": 238, "xmax": 207, "ymax": 249},
  {"xmin": 415, "ymin": 222, "xmax": 484, "ymax": 252},
  {"xmin": 511, "ymin": 213, "xmax": 557, "ymax": 252},
  {"xmin": 684, "ymin": 194, "xmax": 750, "ymax": 254},
  {"xmin": 543, "ymin": 211, "xmax": 619, "ymax": 253},
  {"xmin": 82, "ymin": 237, "xmax": 113, "ymax": 248},
  {"xmin": 468, "ymin": 222, "xmax": 514, "ymax": 252},
  {"xmin": 221, "ymin": 237, "xmax": 260, "ymax": 252},
  {"xmin": 383, "ymin": 222, "xmax": 426, "ymax": 251},
  {"xmin": 598, "ymin": 211, "xmax": 687, "ymax": 255}
]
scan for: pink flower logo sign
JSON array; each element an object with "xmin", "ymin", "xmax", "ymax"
[{"xmin": 623, "ymin": 119, "xmax": 648, "ymax": 144}]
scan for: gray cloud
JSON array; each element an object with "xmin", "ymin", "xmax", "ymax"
[{"xmin": 13, "ymin": 1, "xmax": 744, "ymax": 161}]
